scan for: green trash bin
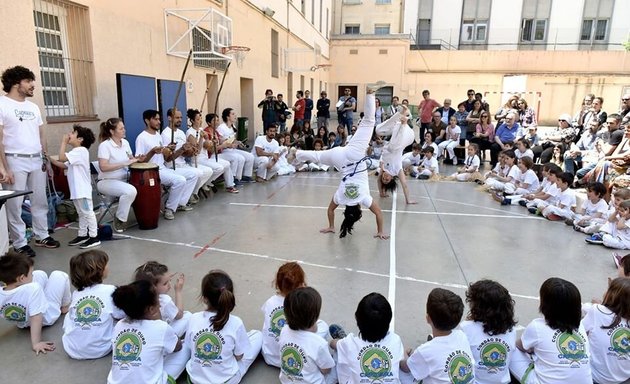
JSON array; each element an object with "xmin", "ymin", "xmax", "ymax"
[{"xmin": 237, "ymin": 117, "xmax": 248, "ymax": 143}]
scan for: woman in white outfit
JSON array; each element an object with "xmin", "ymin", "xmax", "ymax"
[
  {"xmin": 216, "ymin": 108, "xmax": 255, "ymax": 184},
  {"xmin": 296, "ymin": 85, "xmax": 389, "ymax": 239},
  {"xmin": 375, "ymin": 106, "xmax": 417, "ymax": 204},
  {"xmin": 96, "ymin": 118, "xmax": 138, "ymax": 232},
  {"xmin": 185, "ymin": 109, "xmax": 239, "ymax": 194}
]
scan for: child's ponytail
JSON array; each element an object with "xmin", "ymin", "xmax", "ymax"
[{"xmin": 201, "ymin": 270, "xmax": 236, "ymax": 331}]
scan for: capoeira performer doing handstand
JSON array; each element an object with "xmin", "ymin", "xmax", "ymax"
[
  {"xmin": 296, "ymin": 84, "xmax": 389, "ymax": 239},
  {"xmin": 375, "ymin": 105, "xmax": 417, "ymax": 204}
]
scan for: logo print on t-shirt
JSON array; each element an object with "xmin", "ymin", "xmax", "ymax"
[
  {"xmin": 113, "ymin": 331, "xmax": 143, "ymax": 364},
  {"xmin": 447, "ymin": 352, "xmax": 474, "ymax": 384},
  {"xmin": 609, "ymin": 327, "xmax": 630, "ymax": 358},
  {"xmin": 75, "ymin": 297, "xmax": 103, "ymax": 328},
  {"xmin": 360, "ymin": 347, "xmax": 392, "ymax": 380},
  {"xmin": 1, "ymin": 303, "xmax": 26, "ymax": 323},
  {"xmin": 479, "ymin": 342, "xmax": 508, "ymax": 373},
  {"xmin": 556, "ymin": 332, "xmax": 588, "ymax": 366},
  {"xmin": 281, "ymin": 345, "xmax": 304, "ymax": 378},
  {"xmin": 269, "ymin": 308, "xmax": 286, "ymax": 338},
  {"xmin": 344, "ymin": 184, "xmax": 359, "ymax": 200},
  {"xmin": 195, "ymin": 332, "xmax": 223, "ymax": 362}
]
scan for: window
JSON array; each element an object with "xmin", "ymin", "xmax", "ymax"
[
  {"xmin": 345, "ymin": 24, "xmax": 360, "ymax": 34},
  {"xmin": 311, "ymin": 0, "xmax": 315, "ymax": 24},
  {"xmin": 580, "ymin": 0, "xmax": 613, "ymax": 46},
  {"xmin": 343, "ymin": 0, "xmax": 361, "ymax": 3},
  {"xmin": 521, "ymin": 19, "xmax": 547, "ymax": 41},
  {"xmin": 301, "ymin": 0, "xmax": 306, "ymax": 14},
  {"xmin": 33, "ymin": 0, "xmax": 95, "ymax": 119},
  {"xmin": 376, "ymin": 0, "xmax": 391, "ymax": 4},
  {"xmin": 374, "ymin": 24, "xmax": 390, "ymax": 35},
  {"xmin": 460, "ymin": 0, "xmax": 491, "ymax": 46},
  {"xmin": 271, "ymin": 29, "xmax": 279, "ymax": 78},
  {"xmin": 520, "ymin": 0, "xmax": 550, "ymax": 45},
  {"xmin": 326, "ymin": 9, "xmax": 329, "ymax": 39},
  {"xmin": 319, "ymin": 0, "xmax": 323, "ymax": 32}
]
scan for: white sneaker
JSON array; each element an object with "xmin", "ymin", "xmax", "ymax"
[{"xmin": 164, "ymin": 208, "xmax": 175, "ymax": 220}]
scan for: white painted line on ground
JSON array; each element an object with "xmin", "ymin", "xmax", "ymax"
[
  {"xmin": 104, "ymin": 231, "xmax": 539, "ymax": 301},
  {"xmin": 389, "ymin": 190, "xmax": 398, "ymax": 331}
]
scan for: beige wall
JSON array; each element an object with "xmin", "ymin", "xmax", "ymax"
[
  {"xmin": 0, "ymin": 0, "xmax": 330, "ymax": 156},
  {"xmin": 330, "ymin": 38, "xmax": 630, "ymax": 125},
  {"xmin": 333, "ymin": 1, "xmax": 403, "ymax": 35}
]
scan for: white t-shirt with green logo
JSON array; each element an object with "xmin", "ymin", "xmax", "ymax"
[
  {"xmin": 333, "ymin": 173, "xmax": 372, "ymax": 208},
  {"xmin": 336, "ymin": 332, "xmax": 404, "ymax": 383},
  {"xmin": 279, "ymin": 326, "xmax": 335, "ymax": 384},
  {"xmin": 582, "ymin": 304, "xmax": 630, "ymax": 384},
  {"xmin": 62, "ymin": 283, "xmax": 125, "ymax": 359},
  {"xmin": 459, "ymin": 320, "xmax": 516, "ymax": 384},
  {"xmin": 185, "ymin": 311, "xmax": 250, "ymax": 383},
  {"xmin": 261, "ymin": 294, "xmax": 286, "ymax": 367},
  {"xmin": 107, "ymin": 318, "xmax": 178, "ymax": 384},
  {"xmin": 0, "ymin": 282, "xmax": 48, "ymax": 328},
  {"xmin": 406, "ymin": 330, "xmax": 475, "ymax": 384},
  {"xmin": 520, "ymin": 318, "xmax": 592, "ymax": 384}
]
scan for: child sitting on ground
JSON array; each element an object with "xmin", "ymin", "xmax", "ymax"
[
  {"xmin": 479, "ymin": 151, "xmax": 508, "ymax": 185},
  {"xmin": 452, "ymin": 143, "xmax": 481, "ymax": 182},
  {"xmin": 400, "ymin": 288, "xmax": 475, "ymax": 384},
  {"xmin": 485, "ymin": 150, "xmax": 518, "ymax": 192},
  {"xmin": 134, "ymin": 261, "xmax": 191, "ymax": 337},
  {"xmin": 276, "ymin": 133, "xmax": 296, "ymax": 176},
  {"xmin": 62, "ymin": 250, "xmax": 125, "ymax": 359},
  {"xmin": 328, "ymin": 292, "xmax": 404, "ymax": 383},
  {"xmin": 437, "ymin": 115, "xmax": 461, "ymax": 165},
  {"xmin": 499, "ymin": 156, "xmax": 540, "ymax": 205},
  {"xmin": 278, "ymin": 287, "xmax": 336, "ymax": 384},
  {"xmin": 460, "ymin": 279, "xmax": 517, "ymax": 383},
  {"xmin": 579, "ymin": 187, "xmax": 630, "ymax": 235},
  {"xmin": 412, "ymin": 146, "xmax": 439, "ymax": 180},
  {"xmin": 0, "ymin": 253, "xmax": 71, "ymax": 354},
  {"xmin": 586, "ymin": 199, "xmax": 630, "ymax": 249},
  {"xmin": 521, "ymin": 163, "xmax": 562, "ymax": 210},
  {"xmin": 569, "ymin": 182, "xmax": 608, "ymax": 229},
  {"xmin": 51, "ymin": 125, "xmax": 99, "ymax": 249},
  {"xmin": 402, "ymin": 142, "xmax": 422, "ymax": 174},
  {"xmin": 540, "ymin": 172, "xmax": 577, "ymax": 221},
  {"xmin": 261, "ymin": 262, "xmax": 329, "ymax": 368},
  {"xmin": 514, "ymin": 137, "xmax": 534, "ymax": 160}
]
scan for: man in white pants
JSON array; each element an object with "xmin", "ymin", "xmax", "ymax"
[
  {"xmin": 0, "ymin": 66, "xmax": 60, "ymax": 257},
  {"xmin": 252, "ymin": 124, "xmax": 281, "ymax": 182},
  {"xmin": 296, "ymin": 84, "xmax": 389, "ymax": 239},
  {"xmin": 163, "ymin": 109, "xmax": 211, "ymax": 204},
  {"xmin": 375, "ymin": 105, "xmax": 417, "ymax": 204},
  {"xmin": 136, "ymin": 110, "xmax": 197, "ymax": 220},
  {"xmin": 216, "ymin": 108, "xmax": 255, "ymax": 184}
]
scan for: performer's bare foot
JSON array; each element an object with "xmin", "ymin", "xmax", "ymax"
[
  {"xmin": 406, "ymin": 200, "xmax": 418, "ymax": 205},
  {"xmin": 320, "ymin": 227, "xmax": 335, "ymax": 234},
  {"xmin": 374, "ymin": 232, "xmax": 390, "ymax": 240}
]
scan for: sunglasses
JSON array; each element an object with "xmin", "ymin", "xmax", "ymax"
[
  {"xmin": 623, "ymin": 98, "xmax": 630, "ymax": 101},
  {"xmin": 558, "ymin": 119, "xmax": 567, "ymax": 122}
]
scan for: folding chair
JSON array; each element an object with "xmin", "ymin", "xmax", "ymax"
[{"xmin": 90, "ymin": 161, "xmax": 119, "ymax": 225}]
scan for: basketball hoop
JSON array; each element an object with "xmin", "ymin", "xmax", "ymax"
[
  {"xmin": 221, "ymin": 45, "xmax": 250, "ymax": 68},
  {"xmin": 310, "ymin": 64, "xmax": 332, "ymax": 72}
]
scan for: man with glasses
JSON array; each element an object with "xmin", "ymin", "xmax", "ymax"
[
  {"xmin": 620, "ymin": 93, "xmax": 630, "ymax": 126},
  {"xmin": 462, "ymin": 89, "xmax": 476, "ymax": 112},
  {"xmin": 418, "ymin": 90, "xmax": 440, "ymax": 144},
  {"xmin": 427, "ymin": 111, "xmax": 447, "ymax": 145},
  {"xmin": 435, "ymin": 99, "xmax": 456, "ymax": 126},
  {"xmin": 490, "ymin": 112, "xmax": 520, "ymax": 166},
  {"xmin": 573, "ymin": 114, "xmax": 624, "ymax": 183},
  {"xmin": 573, "ymin": 93, "xmax": 595, "ymax": 132}
]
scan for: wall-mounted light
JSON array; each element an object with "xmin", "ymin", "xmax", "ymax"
[{"xmin": 262, "ymin": 7, "xmax": 275, "ymax": 17}]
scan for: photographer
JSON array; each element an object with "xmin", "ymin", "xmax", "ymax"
[
  {"xmin": 258, "ymin": 89, "xmax": 277, "ymax": 134},
  {"xmin": 274, "ymin": 93, "xmax": 290, "ymax": 133}
]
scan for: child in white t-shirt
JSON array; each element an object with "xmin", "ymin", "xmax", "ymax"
[
  {"xmin": 107, "ymin": 280, "xmax": 189, "ymax": 384},
  {"xmin": 580, "ymin": 188, "xmax": 630, "ymax": 235},
  {"xmin": 261, "ymin": 262, "xmax": 329, "ymax": 368},
  {"xmin": 329, "ymin": 292, "xmax": 404, "ymax": 383},
  {"xmin": 586, "ymin": 199, "xmax": 630, "ymax": 249},
  {"xmin": 134, "ymin": 261, "xmax": 191, "ymax": 337},
  {"xmin": 570, "ymin": 182, "xmax": 608, "ymax": 230},
  {"xmin": 486, "ymin": 150, "xmax": 518, "ymax": 193},
  {"xmin": 400, "ymin": 288, "xmax": 475, "ymax": 384},
  {"xmin": 582, "ymin": 277, "xmax": 630, "ymax": 384},
  {"xmin": 185, "ymin": 270, "xmax": 262, "ymax": 384},
  {"xmin": 63, "ymin": 250, "xmax": 125, "ymax": 359},
  {"xmin": 0, "ymin": 253, "xmax": 71, "ymax": 355},
  {"xmin": 500, "ymin": 157, "xmax": 540, "ymax": 205},
  {"xmin": 480, "ymin": 152, "xmax": 508, "ymax": 185},
  {"xmin": 510, "ymin": 277, "xmax": 592, "ymax": 384},
  {"xmin": 279, "ymin": 287, "xmax": 336, "ymax": 384},
  {"xmin": 51, "ymin": 125, "xmax": 100, "ymax": 249},
  {"xmin": 402, "ymin": 143, "xmax": 422, "ymax": 174},
  {"xmin": 413, "ymin": 146, "xmax": 439, "ymax": 180},
  {"xmin": 522, "ymin": 164, "xmax": 562, "ymax": 211},
  {"xmin": 460, "ymin": 280, "xmax": 517, "ymax": 384},
  {"xmin": 514, "ymin": 138, "xmax": 534, "ymax": 160},
  {"xmin": 437, "ymin": 116, "xmax": 462, "ymax": 164},
  {"xmin": 541, "ymin": 172, "xmax": 577, "ymax": 221},
  {"xmin": 276, "ymin": 133, "xmax": 296, "ymax": 175},
  {"xmin": 453, "ymin": 143, "xmax": 481, "ymax": 182}
]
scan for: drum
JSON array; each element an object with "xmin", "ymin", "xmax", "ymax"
[
  {"xmin": 128, "ymin": 162, "xmax": 161, "ymax": 230},
  {"xmin": 49, "ymin": 155, "xmax": 71, "ymax": 199}
]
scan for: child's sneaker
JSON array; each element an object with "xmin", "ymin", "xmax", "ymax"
[
  {"xmin": 34, "ymin": 236, "xmax": 60, "ymax": 248},
  {"xmin": 573, "ymin": 224, "xmax": 582, "ymax": 232},
  {"xmin": 15, "ymin": 244, "xmax": 36, "ymax": 257},
  {"xmin": 585, "ymin": 233, "xmax": 604, "ymax": 244},
  {"xmin": 68, "ymin": 236, "xmax": 90, "ymax": 246},
  {"xmin": 500, "ymin": 198, "xmax": 511, "ymax": 206},
  {"xmin": 79, "ymin": 237, "xmax": 101, "ymax": 249},
  {"xmin": 613, "ymin": 252, "xmax": 623, "ymax": 268},
  {"xmin": 329, "ymin": 324, "xmax": 347, "ymax": 340},
  {"xmin": 518, "ymin": 200, "xmax": 528, "ymax": 207},
  {"xmin": 564, "ymin": 218, "xmax": 574, "ymax": 226}
]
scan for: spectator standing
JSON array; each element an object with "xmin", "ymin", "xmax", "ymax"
[
  {"xmin": 257, "ymin": 89, "xmax": 277, "ymax": 133},
  {"xmin": 316, "ymin": 91, "xmax": 330, "ymax": 129},
  {"xmin": 417, "ymin": 89, "xmax": 440, "ymax": 144}
]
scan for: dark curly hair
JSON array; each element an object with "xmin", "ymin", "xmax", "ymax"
[
  {"xmin": 340, "ymin": 205, "xmax": 362, "ymax": 238},
  {"xmin": 466, "ymin": 279, "xmax": 516, "ymax": 335},
  {"xmin": 1, "ymin": 66, "xmax": 35, "ymax": 93}
]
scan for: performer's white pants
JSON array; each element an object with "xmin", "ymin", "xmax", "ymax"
[{"xmin": 96, "ymin": 178, "xmax": 137, "ymax": 222}]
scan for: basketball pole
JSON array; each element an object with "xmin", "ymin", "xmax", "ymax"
[{"xmin": 170, "ymin": 48, "xmax": 193, "ymax": 170}]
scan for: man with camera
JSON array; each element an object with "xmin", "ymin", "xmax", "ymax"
[{"xmin": 258, "ymin": 89, "xmax": 277, "ymax": 134}]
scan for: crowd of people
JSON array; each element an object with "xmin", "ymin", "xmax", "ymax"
[{"xmin": 1, "ymin": 251, "xmax": 628, "ymax": 383}]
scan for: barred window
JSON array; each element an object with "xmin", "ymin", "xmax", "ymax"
[{"xmin": 33, "ymin": 0, "xmax": 95, "ymax": 119}]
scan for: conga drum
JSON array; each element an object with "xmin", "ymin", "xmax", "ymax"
[
  {"xmin": 49, "ymin": 155, "xmax": 71, "ymax": 199},
  {"xmin": 129, "ymin": 163, "xmax": 161, "ymax": 230}
]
